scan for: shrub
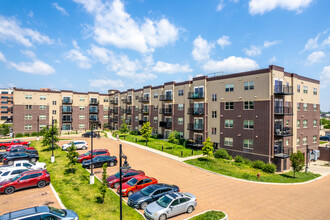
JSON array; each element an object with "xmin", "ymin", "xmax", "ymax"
[
  {"xmin": 24, "ymin": 133, "xmax": 30, "ymax": 137},
  {"xmin": 252, "ymin": 160, "xmax": 266, "ymax": 170},
  {"xmin": 234, "ymin": 155, "xmax": 244, "ymax": 163},
  {"xmin": 214, "ymin": 149, "xmax": 231, "ymax": 160},
  {"xmin": 31, "ymin": 132, "xmax": 38, "ymax": 137},
  {"xmin": 15, "ymin": 133, "xmax": 23, "ymax": 138},
  {"xmin": 262, "ymin": 163, "xmax": 277, "ymax": 173},
  {"xmin": 168, "ymin": 131, "xmax": 180, "ymax": 145},
  {"xmin": 129, "ymin": 130, "xmax": 140, "ymax": 135},
  {"xmin": 243, "ymin": 158, "xmax": 252, "ymax": 166}
]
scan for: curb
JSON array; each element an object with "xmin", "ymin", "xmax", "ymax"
[
  {"xmin": 185, "ymin": 210, "xmax": 228, "ymax": 220},
  {"xmin": 50, "ymin": 183, "xmax": 66, "ymax": 209}
]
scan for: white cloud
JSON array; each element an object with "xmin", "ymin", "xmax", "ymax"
[
  {"xmin": 28, "ymin": 11, "xmax": 34, "ymax": 18},
  {"xmin": 87, "ymin": 45, "xmax": 113, "ymax": 64},
  {"xmin": 21, "ymin": 50, "xmax": 37, "ymax": 59},
  {"xmin": 216, "ymin": 0, "xmax": 225, "ymax": 12},
  {"xmin": 0, "ymin": 51, "xmax": 6, "ymax": 62},
  {"xmin": 203, "ymin": 56, "xmax": 259, "ymax": 73},
  {"xmin": 304, "ymin": 34, "xmax": 320, "ymax": 51},
  {"xmin": 306, "ymin": 51, "xmax": 325, "ymax": 65},
  {"xmin": 320, "ymin": 65, "xmax": 330, "ymax": 87},
  {"xmin": 66, "ymin": 49, "xmax": 91, "ymax": 69},
  {"xmin": 243, "ymin": 45, "xmax": 262, "ymax": 56},
  {"xmin": 52, "ymin": 2, "xmax": 69, "ymax": 16},
  {"xmin": 108, "ymin": 55, "xmax": 141, "ymax": 77},
  {"xmin": 0, "ymin": 15, "xmax": 53, "ymax": 47},
  {"xmin": 263, "ymin": 40, "xmax": 280, "ymax": 48},
  {"xmin": 217, "ymin": 35, "xmax": 231, "ymax": 49},
  {"xmin": 90, "ymin": 79, "xmax": 124, "ymax": 88},
  {"xmin": 74, "ymin": 0, "xmax": 179, "ymax": 53},
  {"xmin": 322, "ymin": 35, "xmax": 330, "ymax": 46},
  {"xmin": 249, "ymin": 0, "xmax": 313, "ymax": 15},
  {"xmin": 192, "ymin": 36, "xmax": 214, "ymax": 61},
  {"xmin": 152, "ymin": 61, "xmax": 193, "ymax": 74},
  {"xmin": 10, "ymin": 60, "xmax": 55, "ymax": 75}
]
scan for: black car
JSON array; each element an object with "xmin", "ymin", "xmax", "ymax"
[
  {"xmin": 81, "ymin": 132, "xmax": 100, "ymax": 138},
  {"xmin": 320, "ymin": 136, "xmax": 330, "ymax": 141},
  {"xmin": 82, "ymin": 155, "xmax": 117, "ymax": 168},
  {"xmin": 127, "ymin": 183, "xmax": 180, "ymax": 210},
  {"xmin": 2, "ymin": 153, "xmax": 39, "ymax": 165},
  {"xmin": 0, "ymin": 147, "xmax": 38, "ymax": 160}
]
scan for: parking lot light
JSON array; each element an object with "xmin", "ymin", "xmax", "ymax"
[
  {"xmin": 90, "ymin": 126, "xmax": 95, "ymax": 184},
  {"xmin": 119, "ymin": 144, "xmax": 131, "ymax": 220},
  {"xmin": 51, "ymin": 117, "xmax": 55, "ymax": 163}
]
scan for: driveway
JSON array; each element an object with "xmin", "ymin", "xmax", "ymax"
[{"xmin": 60, "ymin": 137, "xmax": 330, "ymax": 220}]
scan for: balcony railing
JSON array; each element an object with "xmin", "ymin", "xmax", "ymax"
[
  {"xmin": 139, "ymin": 120, "xmax": 148, "ymax": 125},
  {"xmin": 89, "ymin": 117, "xmax": 99, "ymax": 122},
  {"xmin": 139, "ymin": 97, "xmax": 150, "ymax": 103},
  {"xmin": 89, "ymin": 108, "xmax": 98, "ymax": 113},
  {"xmin": 111, "ymin": 117, "xmax": 118, "ymax": 123},
  {"xmin": 187, "ymin": 123, "xmax": 204, "ymax": 131},
  {"xmin": 274, "ymin": 85, "xmax": 293, "ymax": 95},
  {"xmin": 159, "ymin": 121, "xmax": 172, "ymax": 129},
  {"xmin": 159, "ymin": 108, "xmax": 172, "ymax": 115},
  {"xmin": 188, "ymin": 92, "xmax": 204, "ymax": 99},
  {"xmin": 187, "ymin": 108, "xmax": 204, "ymax": 115},
  {"xmin": 141, "ymin": 108, "xmax": 149, "ymax": 114},
  {"xmin": 113, "ymin": 108, "xmax": 119, "ymax": 114},
  {"xmin": 274, "ymin": 127, "xmax": 293, "ymax": 137},
  {"xmin": 62, "ymin": 118, "xmax": 72, "ymax": 122},
  {"xmin": 90, "ymin": 100, "xmax": 99, "ymax": 105},
  {"xmin": 186, "ymin": 139, "xmax": 203, "ymax": 147},
  {"xmin": 274, "ymin": 146, "xmax": 292, "ymax": 158},
  {"xmin": 159, "ymin": 95, "xmax": 173, "ymax": 101},
  {"xmin": 62, "ymin": 98, "xmax": 72, "ymax": 104},
  {"xmin": 125, "ymin": 108, "xmax": 132, "ymax": 114},
  {"xmin": 62, "ymin": 107, "xmax": 72, "ymax": 113},
  {"xmin": 123, "ymin": 98, "xmax": 132, "ymax": 104},
  {"xmin": 274, "ymin": 106, "xmax": 293, "ymax": 115}
]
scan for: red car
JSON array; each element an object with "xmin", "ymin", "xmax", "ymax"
[
  {"xmin": 117, "ymin": 175, "xmax": 158, "ymax": 197},
  {"xmin": 77, "ymin": 149, "xmax": 110, "ymax": 163},
  {"xmin": 107, "ymin": 169, "xmax": 145, "ymax": 189},
  {"xmin": 0, "ymin": 139, "xmax": 31, "ymax": 150},
  {"xmin": 6, "ymin": 144, "xmax": 36, "ymax": 151},
  {"xmin": 0, "ymin": 170, "xmax": 50, "ymax": 195}
]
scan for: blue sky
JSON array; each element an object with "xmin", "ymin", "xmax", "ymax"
[{"xmin": 0, "ymin": 0, "xmax": 329, "ymax": 110}]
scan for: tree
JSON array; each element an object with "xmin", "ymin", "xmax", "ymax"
[
  {"xmin": 99, "ymin": 163, "xmax": 108, "ymax": 203},
  {"xmin": 119, "ymin": 118, "xmax": 129, "ymax": 134},
  {"xmin": 41, "ymin": 123, "xmax": 60, "ymax": 150},
  {"xmin": 168, "ymin": 131, "xmax": 180, "ymax": 145},
  {"xmin": 0, "ymin": 124, "xmax": 10, "ymax": 136},
  {"xmin": 140, "ymin": 122, "xmax": 153, "ymax": 142},
  {"xmin": 66, "ymin": 143, "xmax": 79, "ymax": 173},
  {"xmin": 202, "ymin": 137, "xmax": 214, "ymax": 157},
  {"xmin": 289, "ymin": 150, "xmax": 305, "ymax": 177}
]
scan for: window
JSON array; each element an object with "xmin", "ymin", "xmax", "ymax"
[
  {"xmin": 178, "ymin": 90, "xmax": 184, "ymax": 96},
  {"xmin": 313, "ymin": 88, "xmax": 317, "ymax": 95},
  {"xmin": 79, "ymin": 97, "xmax": 85, "ymax": 102},
  {"xmin": 52, "ymin": 101, "xmax": 57, "ymax": 105},
  {"xmin": 178, "ymin": 132, "xmax": 183, "ymax": 138},
  {"xmin": 178, "ymin": 118, "xmax": 183, "ymax": 125},
  {"xmin": 313, "ymin": 119, "xmax": 317, "ymax": 127},
  {"xmin": 40, "ymin": 95, "xmax": 46, "ymax": 100},
  {"xmin": 303, "ymin": 137, "xmax": 308, "ymax": 145},
  {"xmin": 286, "ymin": 120, "xmax": 289, "ymax": 126},
  {"xmin": 313, "ymin": 104, "xmax": 317, "ymax": 111},
  {"xmin": 104, "ymin": 106, "xmax": 108, "ymax": 111},
  {"xmin": 297, "ymin": 103, "xmax": 300, "ymax": 110},
  {"xmin": 244, "ymin": 120, "xmax": 254, "ymax": 129},
  {"xmin": 153, "ymin": 117, "xmax": 158, "ymax": 123},
  {"xmin": 212, "ymin": 127, "xmax": 216, "ymax": 135},
  {"xmin": 39, "ymin": 125, "xmax": 46, "ymax": 130},
  {"xmin": 79, "ymin": 124, "xmax": 85, "ymax": 128},
  {"xmin": 303, "ymin": 120, "xmax": 308, "ymax": 128},
  {"xmin": 135, "ymin": 116, "xmax": 139, "ymax": 121},
  {"xmin": 212, "ymin": 111, "xmax": 217, "ymax": 118},
  {"xmin": 25, "ymin": 95, "xmax": 32, "ymax": 99},
  {"xmin": 52, "ymin": 110, "xmax": 56, "ymax": 115},
  {"xmin": 224, "ymin": 137, "xmax": 233, "ymax": 146},
  {"xmin": 244, "ymin": 81, "xmax": 254, "ymax": 90},
  {"xmin": 225, "ymin": 84, "xmax": 234, "ymax": 92},
  {"xmin": 25, "ymin": 115, "xmax": 32, "ymax": 120},
  {"xmin": 297, "ymin": 138, "xmax": 300, "ymax": 146},
  {"xmin": 313, "ymin": 135, "xmax": 317, "ymax": 143},
  {"xmin": 297, "ymin": 120, "xmax": 300, "ymax": 128},
  {"xmin": 297, "ymin": 84, "xmax": 300, "ymax": 92},
  {"xmin": 225, "ymin": 102, "xmax": 234, "ymax": 110},
  {"xmin": 39, "ymin": 115, "xmax": 46, "ymax": 120},
  {"xmin": 154, "ymin": 93, "xmax": 158, "ymax": 98},
  {"xmin": 79, "ymin": 106, "xmax": 85, "ymax": 111},
  {"xmin": 153, "ymin": 106, "xmax": 158, "ymax": 111},
  {"xmin": 103, "ymin": 115, "xmax": 108, "ymax": 119},
  {"xmin": 152, "ymin": 128, "xmax": 158, "ymax": 135},
  {"xmin": 303, "ymin": 86, "xmax": 308, "ymax": 94},
  {"xmin": 104, "ymin": 98, "xmax": 108, "ymax": 102},
  {"xmin": 243, "ymin": 139, "xmax": 253, "ymax": 149},
  {"xmin": 225, "ymin": 119, "xmax": 233, "ymax": 128},
  {"xmin": 303, "ymin": 103, "xmax": 308, "ymax": 111},
  {"xmin": 244, "ymin": 101, "xmax": 254, "ymax": 110},
  {"xmin": 178, "ymin": 104, "xmax": 184, "ymax": 111},
  {"xmin": 25, "ymin": 105, "xmax": 32, "ymax": 110},
  {"xmin": 40, "ymin": 105, "xmax": 46, "ymax": 110},
  {"xmin": 286, "ymin": 139, "xmax": 289, "ymax": 146},
  {"xmin": 24, "ymin": 125, "xmax": 32, "ymax": 130},
  {"xmin": 212, "ymin": 94, "xmax": 217, "ymax": 101}
]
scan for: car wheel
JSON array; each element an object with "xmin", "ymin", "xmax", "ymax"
[
  {"xmin": 82, "ymin": 146, "xmax": 87, "ymax": 150},
  {"xmin": 4, "ymin": 186, "xmax": 15, "ymax": 195},
  {"xmin": 127, "ymin": 191, "xmax": 133, "ymax": 197},
  {"xmin": 113, "ymin": 183, "xmax": 120, "ymax": 189},
  {"xmin": 37, "ymin": 180, "xmax": 46, "ymax": 188},
  {"xmin": 109, "ymin": 162, "xmax": 115, "ymax": 167},
  {"xmin": 8, "ymin": 160, "xmax": 14, "ymax": 165},
  {"xmin": 0, "ymin": 145, "xmax": 5, "ymax": 150},
  {"xmin": 31, "ymin": 158, "xmax": 37, "ymax": 163},
  {"xmin": 187, "ymin": 206, "xmax": 194, "ymax": 214},
  {"xmin": 82, "ymin": 159, "xmax": 86, "ymax": 163},
  {"xmin": 159, "ymin": 214, "xmax": 167, "ymax": 220},
  {"xmin": 140, "ymin": 202, "xmax": 148, "ymax": 210}
]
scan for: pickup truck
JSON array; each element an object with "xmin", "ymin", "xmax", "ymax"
[
  {"xmin": 0, "ymin": 160, "xmax": 46, "ymax": 170},
  {"xmin": 0, "ymin": 140, "xmax": 31, "ymax": 150}
]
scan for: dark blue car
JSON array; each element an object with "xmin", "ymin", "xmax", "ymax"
[
  {"xmin": 320, "ymin": 136, "xmax": 330, "ymax": 141},
  {"xmin": 82, "ymin": 155, "xmax": 117, "ymax": 168}
]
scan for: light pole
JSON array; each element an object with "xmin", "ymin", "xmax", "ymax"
[
  {"xmin": 305, "ymin": 145, "xmax": 309, "ymax": 173},
  {"xmin": 51, "ymin": 116, "xmax": 55, "ymax": 163},
  {"xmin": 90, "ymin": 125, "xmax": 94, "ymax": 184},
  {"xmin": 37, "ymin": 117, "xmax": 39, "ymax": 141},
  {"xmin": 119, "ymin": 144, "xmax": 130, "ymax": 220}
]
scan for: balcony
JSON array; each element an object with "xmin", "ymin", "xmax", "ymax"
[
  {"xmin": 139, "ymin": 120, "xmax": 148, "ymax": 125},
  {"xmin": 62, "ymin": 107, "xmax": 72, "ymax": 113},
  {"xmin": 274, "ymin": 106, "xmax": 293, "ymax": 116},
  {"xmin": 62, "ymin": 117, "xmax": 72, "ymax": 122},
  {"xmin": 110, "ymin": 99, "xmax": 119, "ymax": 105},
  {"xmin": 111, "ymin": 117, "xmax": 118, "ymax": 123},
  {"xmin": 89, "ymin": 100, "xmax": 99, "ymax": 105},
  {"xmin": 113, "ymin": 108, "xmax": 119, "ymax": 114},
  {"xmin": 274, "ymin": 127, "xmax": 293, "ymax": 137},
  {"xmin": 274, "ymin": 146, "xmax": 292, "ymax": 158},
  {"xmin": 62, "ymin": 98, "xmax": 72, "ymax": 104},
  {"xmin": 125, "ymin": 108, "xmax": 132, "ymax": 114},
  {"xmin": 159, "ymin": 95, "xmax": 173, "ymax": 101},
  {"xmin": 187, "ymin": 123, "xmax": 204, "ymax": 131},
  {"xmin": 139, "ymin": 97, "xmax": 150, "ymax": 103},
  {"xmin": 186, "ymin": 139, "xmax": 203, "ymax": 147},
  {"xmin": 159, "ymin": 121, "xmax": 172, "ymax": 129},
  {"xmin": 89, "ymin": 117, "xmax": 99, "ymax": 122},
  {"xmin": 188, "ymin": 92, "xmax": 204, "ymax": 99},
  {"xmin": 274, "ymin": 85, "xmax": 293, "ymax": 95},
  {"xmin": 187, "ymin": 108, "xmax": 204, "ymax": 115},
  {"xmin": 89, "ymin": 108, "xmax": 98, "ymax": 113},
  {"xmin": 141, "ymin": 108, "xmax": 149, "ymax": 114},
  {"xmin": 123, "ymin": 98, "xmax": 132, "ymax": 104},
  {"xmin": 159, "ymin": 108, "xmax": 172, "ymax": 115}
]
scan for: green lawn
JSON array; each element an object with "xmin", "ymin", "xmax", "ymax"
[
  {"xmin": 113, "ymin": 133, "xmax": 202, "ymax": 157},
  {"xmin": 33, "ymin": 141, "xmax": 143, "ymax": 220},
  {"xmin": 190, "ymin": 211, "xmax": 226, "ymax": 220},
  {"xmin": 185, "ymin": 157, "xmax": 320, "ymax": 183}
]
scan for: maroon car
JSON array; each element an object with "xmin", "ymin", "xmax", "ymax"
[
  {"xmin": 0, "ymin": 170, "xmax": 51, "ymax": 195},
  {"xmin": 107, "ymin": 169, "xmax": 145, "ymax": 189},
  {"xmin": 77, "ymin": 149, "xmax": 110, "ymax": 163}
]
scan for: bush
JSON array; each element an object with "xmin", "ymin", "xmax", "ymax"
[
  {"xmin": 324, "ymin": 124, "xmax": 330, "ymax": 129},
  {"xmin": 31, "ymin": 132, "xmax": 38, "ymax": 137},
  {"xmin": 214, "ymin": 149, "xmax": 231, "ymax": 160},
  {"xmin": 151, "ymin": 134, "xmax": 162, "ymax": 139},
  {"xmin": 243, "ymin": 158, "xmax": 252, "ymax": 166},
  {"xmin": 262, "ymin": 163, "xmax": 277, "ymax": 173},
  {"xmin": 15, "ymin": 133, "xmax": 23, "ymax": 138},
  {"xmin": 168, "ymin": 131, "xmax": 180, "ymax": 145},
  {"xmin": 129, "ymin": 130, "xmax": 140, "ymax": 135},
  {"xmin": 234, "ymin": 155, "xmax": 244, "ymax": 163},
  {"xmin": 252, "ymin": 160, "xmax": 266, "ymax": 170},
  {"xmin": 24, "ymin": 133, "xmax": 30, "ymax": 137}
]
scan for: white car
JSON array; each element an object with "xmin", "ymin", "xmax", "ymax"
[
  {"xmin": 7, "ymin": 160, "xmax": 47, "ymax": 170},
  {"xmin": 62, "ymin": 140, "xmax": 88, "ymax": 151},
  {"xmin": 0, "ymin": 167, "xmax": 30, "ymax": 182}
]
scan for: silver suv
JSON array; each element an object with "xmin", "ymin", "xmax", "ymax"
[
  {"xmin": 62, "ymin": 141, "xmax": 88, "ymax": 151},
  {"xmin": 144, "ymin": 192, "xmax": 197, "ymax": 220}
]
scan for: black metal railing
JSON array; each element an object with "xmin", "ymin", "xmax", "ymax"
[
  {"xmin": 159, "ymin": 108, "xmax": 172, "ymax": 115},
  {"xmin": 125, "ymin": 108, "xmax": 132, "ymax": 114},
  {"xmin": 274, "ymin": 106, "xmax": 293, "ymax": 115},
  {"xmin": 123, "ymin": 98, "xmax": 132, "ymax": 104},
  {"xmin": 159, "ymin": 121, "xmax": 172, "ymax": 128},
  {"xmin": 187, "ymin": 108, "xmax": 204, "ymax": 115},
  {"xmin": 139, "ymin": 120, "xmax": 148, "ymax": 125},
  {"xmin": 187, "ymin": 123, "xmax": 204, "ymax": 131},
  {"xmin": 89, "ymin": 108, "xmax": 98, "ymax": 113},
  {"xmin": 188, "ymin": 92, "xmax": 204, "ymax": 99},
  {"xmin": 62, "ymin": 107, "xmax": 72, "ymax": 113},
  {"xmin": 62, "ymin": 117, "xmax": 72, "ymax": 122},
  {"xmin": 113, "ymin": 108, "xmax": 118, "ymax": 114},
  {"xmin": 274, "ymin": 146, "xmax": 292, "ymax": 158},
  {"xmin": 159, "ymin": 95, "xmax": 173, "ymax": 101},
  {"xmin": 89, "ymin": 117, "xmax": 99, "ymax": 122},
  {"xmin": 62, "ymin": 98, "xmax": 72, "ymax": 104},
  {"xmin": 139, "ymin": 97, "xmax": 150, "ymax": 103},
  {"xmin": 186, "ymin": 139, "xmax": 203, "ymax": 147},
  {"xmin": 274, "ymin": 85, "xmax": 293, "ymax": 95},
  {"xmin": 141, "ymin": 108, "xmax": 149, "ymax": 114},
  {"xmin": 89, "ymin": 100, "xmax": 99, "ymax": 105},
  {"xmin": 274, "ymin": 127, "xmax": 293, "ymax": 137}
]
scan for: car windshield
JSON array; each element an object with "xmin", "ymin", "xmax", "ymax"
[
  {"xmin": 114, "ymin": 172, "xmax": 120, "ymax": 178},
  {"xmin": 11, "ymin": 174, "xmax": 21, "ymax": 181},
  {"xmin": 141, "ymin": 186, "xmax": 154, "ymax": 196},
  {"xmin": 83, "ymin": 151, "xmax": 91, "ymax": 156},
  {"xmin": 157, "ymin": 195, "xmax": 172, "ymax": 208},
  {"xmin": 49, "ymin": 206, "xmax": 66, "ymax": 217},
  {"xmin": 127, "ymin": 178, "xmax": 138, "ymax": 186}
]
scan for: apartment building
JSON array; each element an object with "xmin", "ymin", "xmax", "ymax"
[
  {"xmin": 0, "ymin": 88, "xmax": 13, "ymax": 122},
  {"xmin": 108, "ymin": 65, "xmax": 320, "ymax": 171},
  {"xmin": 13, "ymin": 88, "xmax": 110, "ymax": 134}
]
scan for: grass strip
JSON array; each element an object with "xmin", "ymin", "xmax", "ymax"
[{"xmin": 190, "ymin": 210, "xmax": 226, "ymax": 220}]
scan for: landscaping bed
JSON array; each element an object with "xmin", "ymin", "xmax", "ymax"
[
  {"xmin": 32, "ymin": 141, "xmax": 143, "ymax": 220},
  {"xmin": 190, "ymin": 210, "xmax": 226, "ymax": 220}
]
